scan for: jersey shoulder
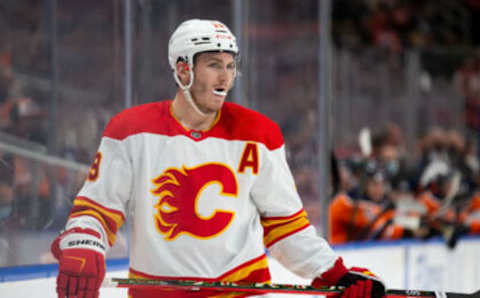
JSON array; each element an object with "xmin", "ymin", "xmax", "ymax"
[
  {"xmin": 220, "ymin": 102, "xmax": 284, "ymax": 150},
  {"xmin": 103, "ymin": 101, "xmax": 172, "ymax": 140}
]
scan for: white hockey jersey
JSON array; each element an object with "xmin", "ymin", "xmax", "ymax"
[{"xmin": 66, "ymin": 100, "xmax": 338, "ymax": 297}]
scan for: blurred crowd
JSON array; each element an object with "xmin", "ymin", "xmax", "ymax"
[
  {"xmin": 0, "ymin": 0, "xmax": 480, "ymax": 252},
  {"xmin": 325, "ymin": 124, "xmax": 480, "ymax": 248},
  {"xmin": 333, "ymin": 0, "xmax": 480, "ymax": 51},
  {"xmin": 0, "ymin": 55, "xmax": 88, "ymax": 234}
]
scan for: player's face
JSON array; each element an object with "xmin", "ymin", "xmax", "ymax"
[
  {"xmin": 366, "ymin": 178, "xmax": 386, "ymax": 202},
  {"xmin": 190, "ymin": 52, "xmax": 236, "ymax": 114}
]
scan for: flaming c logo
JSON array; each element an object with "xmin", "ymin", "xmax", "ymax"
[{"xmin": 151, "ymin": 163, "xmax": 238, "ymax": 241}]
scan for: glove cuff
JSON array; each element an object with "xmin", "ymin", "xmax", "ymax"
[
  {"xmin": 51, "ymin": 227, "xmax": 106, "ymax": 259},
  {"xmin": 318, "ymin": 257, "xmax": 349, "ymax": 285},
  {"xmin": 60, "ymin": 232, "xmax": 106, "ymax": 255}
]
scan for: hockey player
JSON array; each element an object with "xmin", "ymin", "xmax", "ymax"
[
  {"xmin": 329, "ymin": 161, "xmax": 405, "ymax": 244},
  {"xmin": 51, "ymin": 19, "xmax": 385, "ymax": 298},
  {"xmin": 459, "ymin": 194, "xmax": 480, "ymax": 234}
]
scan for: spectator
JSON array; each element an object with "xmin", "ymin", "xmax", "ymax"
[
  {"xmin": 0, "ymin": 152, "xmax": 14, "ymax": 222},
  {"xmin": 4, "ymin": 97, "xmax": 47, "ymax": 143},
  {"xmin": 415, "ymin": 159, "xmax": 467, "ymax": 246},
  {"xmin": 389, "ymin": 173, "xmax": 430, "ymax": 239},
  {"xmin": 329, "ymin": 160, "xmax": 404, "ymax": 244},
  {"xmin": 459, "ymin": 192, "xmax": 480, "ymax": 234},
  {"xmin": 11, "ymin": 156, "xmax": 51, "ymax": 230},
  {"xmin": 364, "ymin": 125, "xmax": 408, "ymax": 188},
  {"xmin": 0, "ymin": 64, "xmax": 14, "ymax": 129}
]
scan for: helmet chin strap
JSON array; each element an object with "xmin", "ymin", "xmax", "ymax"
[{"xmin": 173, "ymin": 69, "xmax": 207, "ymax": 117}]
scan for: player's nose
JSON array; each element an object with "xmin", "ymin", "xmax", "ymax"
[{"xmin": 217, "ymin": 69, "xmax": 229, "ymax": 83}]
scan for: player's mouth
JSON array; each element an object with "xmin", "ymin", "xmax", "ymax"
[{"xmin": 213, "ymin": 88, "xmax": 227, "ymax": 97}]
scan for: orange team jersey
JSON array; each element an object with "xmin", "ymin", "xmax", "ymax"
[
  {"xmin": 417, "ymin": 191, "xmax": 456, "ymax": 221},
  {"xmin": 64, "ymin": 100, "xmax": 339, "ymax": 298},
  {"xmin": 328, "ymin": 192, "xmax": 403, "ymax": 245},
  {"xmin": 459, "ymin": 195, "xmax": 480, "ymax": 234}
]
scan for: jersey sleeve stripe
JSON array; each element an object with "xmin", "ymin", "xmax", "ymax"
[
  {"xmin": 262, "ymin": 212, "xmax": 311, "ymax": 247},
  {"xmin": 69, "ymin": 210, "xmax": 117, "ymax": 246},
  {"xmin": 69, "ymin": 196, "xmax": 125, "ymax": 246},
  {"xmin": 261, "ymin": 209, "xmax": 307, "ymax": 226},
  {"xmin": 263, "ymin": 219, "xmax": 310, "ymax": 248},
  {"xmin": 73, "ymin": 196, "xmax": 126, "ymax": 220}
]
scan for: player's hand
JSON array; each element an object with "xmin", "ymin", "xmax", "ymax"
[
  {"xmin": 51, "ymin": 227, "xmax": 106, "ymax": 298},
  {"xmin": 311, "ymin": 257, "xmax": 385, "ymax": 298}
]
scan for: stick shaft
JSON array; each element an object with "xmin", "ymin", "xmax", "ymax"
[
  {"xmin": 103, "ymin": 278, "xmax": 476, "ymax": 298},
  {"xmin": 103, "ymin": 277, "xmax": 341, "ymax": 296}
]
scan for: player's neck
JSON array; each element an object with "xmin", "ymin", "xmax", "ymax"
[{"xmin": 171, "ymin": 93, "xmax": 218, "ymax": 131}]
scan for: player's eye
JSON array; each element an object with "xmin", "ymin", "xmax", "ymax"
[{"xmin": 208, "ymin": 62, "xmax": 222, "ymax": 68}]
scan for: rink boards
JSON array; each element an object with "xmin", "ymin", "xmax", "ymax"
[{"xmin": 1, "ymin": 236, "xmax": 479, "ymax": 297}]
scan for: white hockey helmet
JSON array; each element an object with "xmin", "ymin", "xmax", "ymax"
[
  {"xmin": 168, "ymin": 19, "xmax": 239, "ymax": 71},
  {"xmin": 168, "ymin": 19, "xmax": 239, "ymax": 116}
]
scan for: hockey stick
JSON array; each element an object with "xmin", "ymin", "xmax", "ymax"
[
  {"xmin": 432, "ymin": 170, "xmax": 461, "ymax": 219},
  {"xmin": 102, "ymin": 278, "xmax": 479, "ymax": 298}
]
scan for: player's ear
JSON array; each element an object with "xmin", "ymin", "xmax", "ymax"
[{"xmin": 176, "ymin": 62, "xmax": 191, "ymax": 84}]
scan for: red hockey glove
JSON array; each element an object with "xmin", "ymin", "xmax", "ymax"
[
  {"xmin": 51, "ymin": 227, "xmax": 106, "ymax": 298},
  {"xmin": 312, "ymin": 258, "xmax": 385, "ymax": 298}
]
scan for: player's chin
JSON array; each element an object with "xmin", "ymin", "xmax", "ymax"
[
  {"xmin": 210, "ymin": 96, "xmax": 226, "ymax": 108},
  {"xmin": 201, "ymin": 101, "xmax": 223, "ymax": 114}
]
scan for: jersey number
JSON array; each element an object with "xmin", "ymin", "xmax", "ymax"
[{"xmin": 88, "ymin": 152, "xmax": 102, "ymax": 181}]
